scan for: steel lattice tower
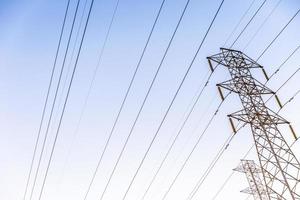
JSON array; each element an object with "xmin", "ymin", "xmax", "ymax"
[
  {"xmin": 207, "ymin": 48, "xmax": 300, "ymax": 200},
  {"xmin": 234, "ymin": 159, "xmax": 268, "ymax": 200}
]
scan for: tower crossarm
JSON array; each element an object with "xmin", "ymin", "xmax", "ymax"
[
  {"xmin": 208, "ymin": 48, "xmax": 300, "ymax": 200},
  {"xmin": 234, "ymin": 159, "xmax": 269, "ymax": 200}
]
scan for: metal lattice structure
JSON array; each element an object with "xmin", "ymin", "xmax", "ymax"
[
  {"xmin": 207, "ymin": 48, "xmax": 300, "ymax": 200},
  {"xmin": 234, "ymin": 159, "xmax": 268, "ymax": 200}
]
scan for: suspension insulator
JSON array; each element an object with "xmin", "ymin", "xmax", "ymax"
[
  {"xmin": 275, "ymin": 95, "xmax": 283, "ymax": 109},
  {"xmin": 289, "ymin": 124, "xmax": 298, "ymax": 141},
  {"xmin": 229, "ymin": 117, "xmax": 237, "ymax": 134},
  {"xmin": 208, "ymin": 59, "xmax": 214, "ymax": 72},
  {"xmin": 262, "ymin": 68, "xmax": 269, "ymax": 81},
  {"xmin": 218, "ymin": 86, "xmax": 225, "ymax": 101}
]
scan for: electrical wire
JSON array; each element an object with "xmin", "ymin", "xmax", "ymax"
[
  {"xmin": 28, "ymin": 1, "xmax": 81, "ymax": 199},
  {"xmin": 209, "ymin": 59, "xmax": 300, "ymax": 200},
  {"xmin": 21, "ymin": 1, "xmax": 71, "ymax": 200},
  {"xmin": 160, "ymin": 93, "xmax": 229, "ymax": 200},
  {"xmin": 36, "ymin": 0, "xmax": 95, "ymax": 199},
  {"xmin": 167, "ymin": 22, "xmax": 300, "ymax": 199},
  {"xmin": 281, "ymin": 89, "xmax": 300, "ymax": 110},
  {"xmin": 97, "ymin": 0, "xmax": 192, "ymax": 199},
  {"xmin": 59, "ymin": 0, "xmax": 89, "ymax": 104},
  {"xmin": 74, "ymin": 0, "xmax": 121, "ymax": 163},
  {"xmin": 150, "ymin": 92, "xmax": 218, "ymax": 198},
  {"xmin": 56, "ymin": 0, "xmax": 88, "ymax": 121},
  {"xmin": 268, "ymin": 44, "xmax": 300, "ymax": 81},
  {"xmin": 187, "ymin": 134, "xmax": 235, "ymax": 200},
  {"xmin": 266, "ymin": 67, "xmax": 300, "ymax": 103},
  {"xmin": 214, "ymin": 73, "xmax": 300, "ymax": 199},
  {"xmin": 186, "ymin": 126, "xmax": 246, "ymax": 200},
  {"xmin": 223, "ymin": 0, "xmax": 256, "ymax": 47},
  {"xmin": 55, "ymin": 0, "xmax": 122, "ymax": 197},
  {"xmin": 81, "ymin": 0, "xmax": 167, "ymax": 199},
  {"xmin": 187, "ymin": 122, "xmax": 252, "ymax": 200},
  {"xmin": 210, "ymin": 145, "xmax": 255, "ymax": 200},
  {"xmin": 53, "ymin": 0, "xmax": 89, "ymax": 188},
  {"xmin": 259, "ymin": 43, "xmax": 300, "ymax": 102},
  {"xmin": 211, "ymin": 171, "xmax": 234, "ymax": 200},
  {"xmin": 139, "ymin": 73, "xmax": 215, "ymax": 200},
  {"xmin": 230, "ymin": 0, "xmax": 266, "ymax": 48},
  {"xmin": 188, "ymin": 58, "xmax": 298, "ymax": 199},
  {"xmin": 242, "ymin": 0, "xmax": 283, "ymax": 51},
  {"xmin": 120, "ymin": 1, "xmax": 225, "ymax": 199},
  {"xmin": 154, "ymin": 2, "xmax": 279, "ymax": 197},
  {"xmin": 143, "ymin": 2, "xmax": 275, "ymax": 197},
  {"xmin": 256, "ymin": 8, "xmax": 300, "ymax": 61},
  {"xmin": 213, "ymin": 136, "xmax": 299, "ymax": 200}
]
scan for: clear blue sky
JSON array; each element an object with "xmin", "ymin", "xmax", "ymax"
[{"xmin": 0, "ymin": 0, "xmax": 300, "ymax": 199}]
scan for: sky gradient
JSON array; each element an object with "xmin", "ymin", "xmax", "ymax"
[{"xmin": 0, "ymin": 0, "xmax": 300, "ymax": 200}]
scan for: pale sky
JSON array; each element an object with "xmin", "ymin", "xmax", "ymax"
[{"xmin": 0, "ymin": 0, "xmax": 300, "ymax": 200}]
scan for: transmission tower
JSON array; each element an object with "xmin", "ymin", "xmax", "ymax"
[
  {"xmin": 207, "ymin": 48, "xmax": 300, "ymax": 200},
  {"xmin": 234, "ymin": 159, "xmax": 268, "ymax": 200}
]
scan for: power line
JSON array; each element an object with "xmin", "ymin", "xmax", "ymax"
[
  {"xmin": 208, "ymin": 48, "xmax": 300, "ymax": 200},
  {"xmin": 268, "ymin": 44, "xmax": 300, "ymax": 81},
  {"xmin": 211, "ymin": 133, "xmax": 299, "ymax": 200},
  {"xmin": 53, "ymin": 0, "xmax": 89, "ymax": 188},
  {"xmin": 186, "ymin": 122, "xmax": 247, "ymax": 200},
  {"xmin": 28, "ymin": 1, "xmax": 82, "ymax": 199},
  {"xmin": 187, "ymin": 134, "xmax": 235, "ymax": 200},
  {"xmin": 149, "ymin": 1, "xmax": 283, "ymax": 197},
  {"xmin": 21, "ymin": 1, "xmax": 71, "ymax": 200},
  {"xmin": 205, "ymin": 63, "xmax": 300, "ymax": 200},
  {"xmin": 256, "ymin": 8, "xmax": 300, "ymax": 61},
  {"xmin": 139, "ymin": 73, "xmax": 215, "ymax": 200},
  {"xmin": 204, "ymin": 9, "xmax": 300, "ymax": 199},
  {"xmin": 160, "ymin": 95, "xmax": 228, "ymax": 200},
  {"xmin": 259, "ymin": 45, "xmax": 300, "ymax": 103},
  {"xmin": 142, "ymin": 2, "xmax": 268, "ymax": 197},
  {"xmin": 54, "ymin": 0, "xmax": 122, "ymax": 197},
  {"xmin": 223, "ymin": 0, "xmax": 256, "ymax": 47},
  {"xmin": 211, "ymin": 171, "xmax": 234, "ymax": 200},
  {"xmin": 57, "ymin": 0, "xmax": 89, "ymax": 117},
  {"xmin": 144, "ymin": 92, "xmax": 219, "ymax": 200},
  {"xmin": 75, "ymin": 0, "xmax": 121, "ymax": 160},
  {"xmin": 120, "ymin": 1, "xmax": 225, "ymax": 199},
  {"xmin": 242, "ymin": 0, "xmax": 283, "ymax": 51},
  {"xmin": 210, "ymin": 146, "xmax": 255, "ymax": 200},
  {"xmin": 186, "ymin": 48, "xmax": 300, "ymax": 199},
  {"xmin": 36, "ymin": 0, "xmax": 95, "ymax": 199},
  {"xmin": 97, "ymin": 0, "xmax": 192, "ymax": 199},
  {"xmin": 230, "ymin": 0, "xmax": 267, "ymax": 48},
  {"xmin": 266, "ymin": 67, "xmax": 300, "ymax": 103},
  {"xmin": 151, "ymin": 1, "xmax": 272, "ymax": 198},
  {"xmin": 281, "ymin": 88, "xmax": 300, "ymax": 109},
  {"xmin": 187, "ymin": 133, "xmax": 234, "ymax": 199},
  {"xmin": 161, "ymin": 26, "xmax": 300, "ymax": 199},
  {"xmin": 81, "ymin": 0, "xmax": 167, "ymax": 199}
]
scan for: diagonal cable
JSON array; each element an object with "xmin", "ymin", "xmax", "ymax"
[
  {"xmin": 80, "ymin": 0, "xmax": 167, "ymax": 199},
  {"xmin": 36, "ymin": 0, "xmax": 95, "ymax": 199},
  {"xmin": 223, "ymin": 0, "xmax": 256, "ymax": 47},
  {"xmin": 160, "ymin": 94, "xmax": 228, "ymax": 200},
  {"xmin": 256, "ymin": 8, "xmax": 300, "ymax": 61},
  {"xmin": 28, "ymin": 1, "xmax": 81, "ymax": 199},
  {"xmin": 230, "ymin": 0, "xmax": 266, "ymax": 48},
  {"xmin": 21, "ymin": 1, "xmax": 71, "ymax": 199},
  {"xmin": 242, "ymin": 0, "xmax": 283, "ymax": 50},
  {"xmin": 120, "ymin": 1, "xmax": 225, "ymax": 199},
  {"xmin": 97, "ymin": 0, "xmax": 193, "ymax": 199}
]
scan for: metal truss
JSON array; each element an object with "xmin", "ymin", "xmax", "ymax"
[
  {"xmin": 208, "ymin": 48, "xmax": 300, "ymax": 200},
  {"xmin": 234, "ymin": 159, "xmax": 268, "ymax": 200}
]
